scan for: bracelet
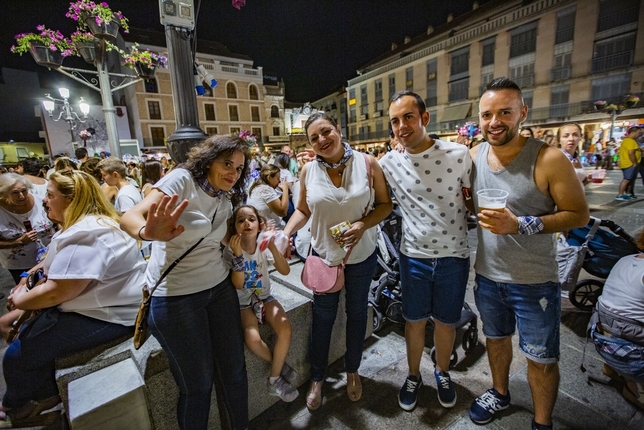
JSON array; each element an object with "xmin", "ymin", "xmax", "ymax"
[
  {"xmin": 138, "ymin": 226, "xmax": 147, "ymax": 241},
  {"xmin": 231, "ymin": 255, "xmax": 245, "ymax": 272},
  {"xmin": 517, "ymin": 216, "xmax": 544, "ymax": 235}
]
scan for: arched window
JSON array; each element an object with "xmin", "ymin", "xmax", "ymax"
[
  {"xmin": 249, "ymin": 84, "xmax": 259, "ymax": 100},
  {"xmin": 226, "ymin": 82, "xmax": 237, "ymax": 98},
  {"xmin": 270, "ymin": 105, "xmax": 279, "ymax": 118}
]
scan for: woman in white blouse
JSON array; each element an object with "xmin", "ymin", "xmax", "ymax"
[{"xmin": 0, "ymin": 171, "xmax": 145, "ymax": 428}]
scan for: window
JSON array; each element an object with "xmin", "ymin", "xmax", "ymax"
[
  {"xmin": 550, "ymin": 85, "xmax": 570, "ymax": 117},
  {"xmin": 230, "ymin": 127, "xmax": 241, "ymax": 134},
  {"xmin": 426, "ymin": 81, "xmax": 437, "ymax": 107},
  {"xmin": 375, "ymin": 120, "xmax": 383, "ymax": 132},
  {"xmin": 374, "ymin": 79, "xmax": 383, "ymax": 102},
  {"xmin": 360, "ymin": 84, "xmax": 368, "ymax": 105},
  {"xmin": 552, "ymin": 42, "xmax": 572, "ymax": 81},
  {"xmin": 426, "ymin": 59, "xmax": 437, "ymax": 82},
  {"xmin": 388, "ymin": 73, "xmax": 395, "ymax": 101},
  {"xmin": 270, "ymin": 105, "xmax": 279, "ymax": 118},
  {"xmin": 597, "ymin": 0, "xmax": 639, "ymax": 33},
  {"xmin": 147, "ymin": 101, "xmax": 161, "ymax": 120},
  {"xmin": 510, "ymin": 21, "xmax": 538, "ymax": 58},
  {"xmin": 206, "ymin": 127, "xmax": 218, "ymax": 135},
  {"xmin": 450, "ymin": 47, "xmax": 469, "ymax": 77},
  {"xmin": 592, "ymin": 33, "xmax": 636, "ymax": 72},
  {"xmin": 481, "ymin": 37, "xmax": 495, "ymax": 66},
  {"xmin": 426, "ymin": 110, "xmax": 438, "ymax": 132},
  {"xmin": 448, "ymin": 78, "xmax": 469, "ymax": 102},
  {"xmin": 509, "ymin": 53, "xmax": 535, "ymax": 88},
  {"xmin": 251, "ymin": 106, "xmax": 260, "ymax": 122},
  {"xmin": 249, "ymin": 84, "xmax": 259, "ymax": 100},
  {"xmin": 405, "ymin": 67, "xmax": 413, "ymax": 90},
  {"xmin": 273, "ymin": 126, "xmax": 280, "ymax": 136},
  {"xmin": 144, "ymin": 78, "xmax": 158, "ymax": 93},
  {"xmin": 229, "ymin": 105, "xmax": 239, "ymax": 121},
  {"xmin": 226, "ymin": 82, "xmax": 237, "ymax": 98},
  {"xmin": 555, "ymin": 6, "xmax": 575, "ymax": 45},
  {"xmin": 252, "ymin": 127, "xmax": 262, "ymax": 139},
  {"xmin": 591, "ymin": 73, "xmax": 631, "ymax": 100},
  {"xmin": 150, "ymin": 127, "xmax": 165, "ymax": 146},
  {"xmin": 480, "ymin": 64, "xmax": 494, "ymax": 95},
  {"xmin": 204, "ymin": 103, "xmax": 215, "ymax": 121}
]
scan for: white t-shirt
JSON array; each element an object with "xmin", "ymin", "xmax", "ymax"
[
  {"xmin": 29, "ymin": 181, "xmax": 48, "ymax": 200},
  {"xmin": 599, "ymin": 255, "xmax": 644, "ymax": 323},
  {"xmin": 145, "ymin": 168, "xmax": 231, "ymax": 297},
  {"xmin": 46, "ymin": 215, "xmax": 146, "ymax": 325},
  {"xmin": 247, "ymin": 184, "xmax": 282, "ymax": 227},
  {"xmin": 279, "ymin": 168, "xmax": 294, "ymax": 184},
  {"xmin": 0, "ymin": 196, "xmax": 54, "ymax": 269},
  {"xmin": 379, "ymin": 139, "xmax": 471, "ymax": 259},
  {"xmin": 115, "ymin": 184, "xmax": 142, "ymax": 212},
  {"xmin": 223, "ymin": 244, "xmax": 273, "ymax": 306}
]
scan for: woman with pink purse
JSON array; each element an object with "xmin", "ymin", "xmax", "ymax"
[{"xmin": 283, "ymin": 112, "xmax": 392, "ymax": 410}]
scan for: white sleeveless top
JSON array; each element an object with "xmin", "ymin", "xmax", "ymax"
[{"xmin": 305, "ymin": 154, "xmax": 376, "ymax": 266}]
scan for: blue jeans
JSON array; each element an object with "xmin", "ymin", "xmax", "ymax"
[
  {"xmin": 399, "ymin": 254, "xmax": 470, "ymax": 324},
  {"xmin": 149, "ymin": 277, "xmax": 248, "ymax": 430},
  {"xmin": 474, "ymin": 274, "xmax": 561, "ymax": 364},
  {"xmin": 3, "ymin": 308, "xmax": 131, "ymax": 408},
  {"xmin": 310, "ymin": 250, "xmax": 377, "ymax": 381}
]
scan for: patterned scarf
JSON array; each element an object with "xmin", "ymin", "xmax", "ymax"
[
  {"xmin": 316, "ymin": 141, "xmax": 353, "ymax": 169},
  {"xmin": 197, "ymin": 177, "xmax": 224, "ymax": 198}
]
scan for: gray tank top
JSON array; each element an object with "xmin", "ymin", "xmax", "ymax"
[{"xmin": 473, "ymin": 139, "xmax": 558, "ymax": 284}]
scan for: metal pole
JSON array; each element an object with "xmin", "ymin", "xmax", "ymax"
[
  {"xmin": 610, "ymin": 111, "xmax": 616, "ymax": 141},
  {"xmin": 164, "ymin": 25, "xmax": 206, "ymax": 163},
  {"xmin": 96, "ymin": 40, "xmax": 121, "ymax": 158}
]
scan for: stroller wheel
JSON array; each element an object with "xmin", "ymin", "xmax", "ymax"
[
  {"xmin": 430, "ymin": 346, "xmax": 458, "ymax": 370},
  {"xmin": 372, "ymin": 306, "xmax": 385, "ymax": 333},
  {"xmin": 570, "ymin": 279, "xmax": 604, "ymax": 311},
  {"xmin": 462, "ymin": 326, "xmax": 478, "ymax": 353}
]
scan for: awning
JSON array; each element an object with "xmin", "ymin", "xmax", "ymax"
[{"xmin": 440, "ymin": 103, "xmax": 472, "ymax": 122}]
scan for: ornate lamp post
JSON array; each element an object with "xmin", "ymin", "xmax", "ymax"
[{"xmin": 42, "ymin": 87, "xmax": 90, "ymax": 141}]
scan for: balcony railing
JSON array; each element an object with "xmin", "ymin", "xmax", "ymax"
[
  {"xmin": 554, "ymin": 27, "xmax": 574, "ymax": 45},
  {"xmin": 592, "ymin": 51, "xmax": 634, "ymax": 73},
  {"xmin": 513, "ymin": 74, "xmax": 534, "ymax": 89},
  {"xmin": 550, "ymin": 66, "xmax": 571, "ymax": 82},
  {"xmin": 448, "ymin": 88, "xmax": 468, "ymax": 103},
  {"xmin": 352, "ymin": 129, "xmax": 391, "ymax": 142},
  {"xmin": 597, "ymin": 6, "xmax": 639, "ymax": 32}
]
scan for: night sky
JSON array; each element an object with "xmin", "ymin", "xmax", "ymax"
[{"xmin": 1, "ymin": 0, "xmax": 488, "ymax": 102}]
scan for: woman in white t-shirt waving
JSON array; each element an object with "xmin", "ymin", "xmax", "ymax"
[
  {"xmin": 121, "ymin": 135, "xmax": 250, "ymax": 430},
  {"xmin": 0, "ymin": 170, "xmax": 145, "ymax": 428}
]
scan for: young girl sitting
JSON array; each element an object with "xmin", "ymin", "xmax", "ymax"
[{"xmin": 225, "ymin": 205, "xmax": 299, "ymax": 402}]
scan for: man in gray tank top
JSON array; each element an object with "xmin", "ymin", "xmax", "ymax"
[{"xmin": 467, "ymin": 78, "xmax": 589, "ymax": 430}]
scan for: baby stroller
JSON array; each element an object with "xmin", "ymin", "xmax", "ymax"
[
  {"xmin": 369, "ymin": 206, "xmax": 479, "ymax": 369},
  {"xmin": 561, "ymin": 217, "xmax": 641, "ymax": 311}
]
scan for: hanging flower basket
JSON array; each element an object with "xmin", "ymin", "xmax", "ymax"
[
  {"xmin": 83, "ymin": 14, "xmax": 120, "ymax": 39},
  {"xmin": 75, "ymin": 40, "xmax": 96, "ymax": 64},
  {"xmin": 594, "ymin": 100, "xmax": 607, "ymax": 111},
  {"xmin": 134, "ymin": 62, "xmax": 157, "ymax": 79},
  {"xmin": 624, "ymin": 95, "xmax": 639, "ymax": 109},
  {"xmin": 29, "ymin": 42, "xmax": 64, "ymax": 69}
]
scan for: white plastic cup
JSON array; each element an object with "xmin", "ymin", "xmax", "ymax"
[{"xmin": 477, "ymin": 189, "xmax": 508, "ymax": 213}]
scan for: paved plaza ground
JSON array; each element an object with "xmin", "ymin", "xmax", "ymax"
[{"xmin": 0, "ymin": 167, "xmax": 643, "ymax": 429}]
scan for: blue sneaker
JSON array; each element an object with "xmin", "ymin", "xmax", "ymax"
[
  {"xmin": 434, "ymin": 368, "xmax": 456, "ymax": 408},
  {"xmin": 398, "ymin": 374, "xmax": 422, "ymax": 411},
  {"xmin": 469, "ymin": 388, "xmax": 511, "ymax": 424},
  {"xmin": 615, "ymin": 194, "xmax": 632, "ymax": 201}
]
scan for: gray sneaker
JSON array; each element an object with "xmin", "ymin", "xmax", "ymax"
[
  {"xmin": 268, "ymin": 376, "xmax": 299, "ymax": 402},
  {"xmin": 281, "ymin": 362, "xmax": 298, "ymax": 384}
]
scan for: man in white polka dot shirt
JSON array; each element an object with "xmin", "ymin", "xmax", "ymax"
[{"xmin": 381, "ymin": 91, "xmax": 472, "ymax": 412}]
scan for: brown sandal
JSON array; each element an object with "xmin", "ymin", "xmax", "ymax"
[
  {"xmin": 347, "ymin": 372, "xmax": 362, "ymax": 402},
  {"xmin": 0, "ymin": 395, "xmax": 61, "ymax": 428},
  {"xmin": 306, "ymin": 380, "xmax": 323, "ymax": 410}
]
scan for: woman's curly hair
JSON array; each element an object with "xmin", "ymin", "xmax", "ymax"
[{"xmin": 182, "ymin": 135, "xmax": 251, "ymax": 207}]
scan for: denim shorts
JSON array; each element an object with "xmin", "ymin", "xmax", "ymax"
[
  {"xmin": 399, "ymin": 254, "xmax": 470, "ymax": 325},
  {"xmin": 474, "ymin": 274, "xmax": 561, "ymax": 364},
  {"xmin": 622, "ymin": 166, "xmax": 638, "ymax": 180}
]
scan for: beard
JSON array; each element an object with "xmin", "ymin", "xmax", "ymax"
[{"xmin": 482, "ymin": 125, "xmax": 519, "ymax": 147}]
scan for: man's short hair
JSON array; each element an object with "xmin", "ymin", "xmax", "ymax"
[
  {"xmin": 628, "ymin": 126, "xmax": 641, "ymax": 135},
  {"xmin": 21, "ymin": 157, "xmax": 41, "ymax": 175},
  {"xmin": 75, "ymin": 147, "xmax": 88, "ymax": 159},
  {"xmin": 389, "ymin": 90, "xmax": 426, "ymax": 115},
  {"xmin": 97, "ymin": 156, "xmax": 126, "ymax": 178},
  {"xmin": 483, "ymin": 77, "xmax": 524, "ymax": 102}
]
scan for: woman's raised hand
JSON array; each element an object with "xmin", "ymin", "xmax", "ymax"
[
  {"xmin": 143, "ymin": 194, "xmax": 189, "ymax": 241},
  {"xmin": 296, "ymin": 149, "xmax": 316, "ymax": 163}
]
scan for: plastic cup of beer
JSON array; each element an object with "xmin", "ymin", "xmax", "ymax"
[{"xmin": 477, "ymin": 189, "xmax": 508, "ymax": 229}]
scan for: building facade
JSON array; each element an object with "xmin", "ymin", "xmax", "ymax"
[
  {"xmin": 122, "ymin": 32, "xmax": 286, "ymax": 151},
  {"xmin": 344, "ymin": 0, "xmax": 643, "ymax": 148}
]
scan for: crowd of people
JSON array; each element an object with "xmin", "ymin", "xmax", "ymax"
[{"xmin": 0, "ymin": 76, "xmax": 642, "ymax": 430}]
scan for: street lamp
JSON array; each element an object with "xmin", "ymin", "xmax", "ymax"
[{"xmin": 43, "ymin": 87, "xmax": 91, "ymax": 141}]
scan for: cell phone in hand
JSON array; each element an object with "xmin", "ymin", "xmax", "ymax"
[{"xmin": 23, "ymin": 220, "xmax": 33, "ymax": 231}]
